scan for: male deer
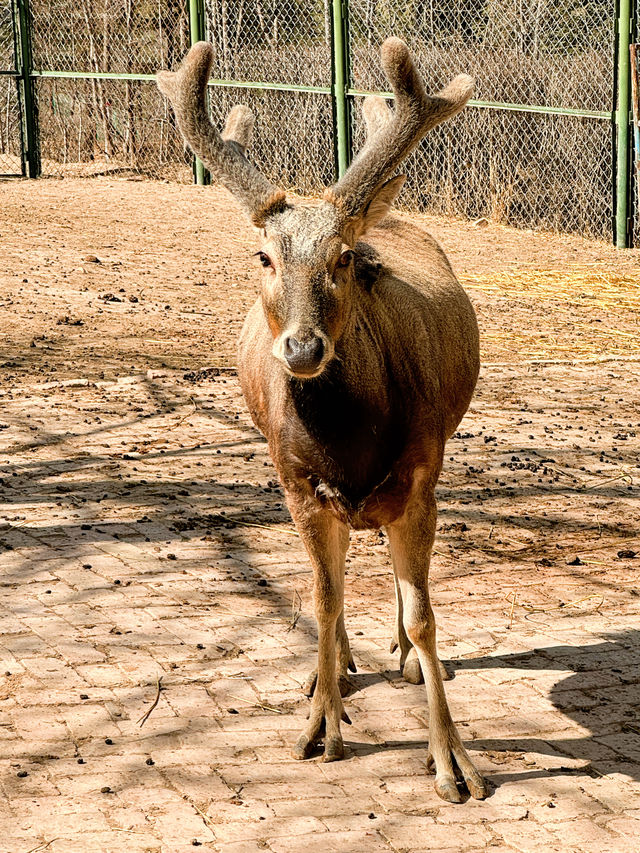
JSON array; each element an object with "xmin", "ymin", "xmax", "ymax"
[{"xmin": 157, "ymin": 37, "xmax": 487, "ymax": 802}]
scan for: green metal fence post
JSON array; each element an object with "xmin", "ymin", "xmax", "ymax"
[
  {"xmin": 16, "ymin": 0, "xmax": 39, "ymax": 178},
  {"xmin": 188, "ymin": 0, "xmax": 208, "ymax": 185},
  {"xmin": 615, "ymin": 0, "xmax": 633, "ymax": 247},
  {"xmin": 331, "ymin": 0, "xmax": 351, "ymax": 178}
]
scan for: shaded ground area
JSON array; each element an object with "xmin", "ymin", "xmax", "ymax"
[{"xmin": 0, "ymin": 178, "xmax": 639, "ymax": 852}]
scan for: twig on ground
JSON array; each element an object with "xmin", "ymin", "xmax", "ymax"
[
  {"xmin": 181, "ymin": 795, "xmax": 217, "ymax": 840},
  {"xmin": 232, "ymin": 518, "xmax": 299, "ymax": 537},
  {"xmin": 228, "ymin": 693, "xmax": 283, "ymax": 714},
  {"xmin": 287, "ymin": 590, "xmax": 302, "ymax": 632},
  {"xmin": 137, "ymin": 675, "xmax": 164, "ymax": 727},
  {"xmin": 146, "ymin": 397, "xmax": 198, "ymax": 434},
  {"xmin": 507, "ymin": 589, "xmax": 518, "ymax": 629},
  {"xmin": 24, "ymin": 841, "xmax": 58, "ymax": 853}
]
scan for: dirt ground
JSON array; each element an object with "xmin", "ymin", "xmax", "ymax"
[{"xmin": 0, "ymin": 178, "xmax": 639, "ymax": 852}]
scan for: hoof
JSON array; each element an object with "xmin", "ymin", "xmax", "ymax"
[
  {"xmin": 322, "ymin": 736, "xmax": 344, "ymax": 762},
  {"xmin": 439, "ymin": 658, "xmax": 453, "ymax": 681},
  {"xmin": 303, "ymin": 670, "xmax": 353, "ymax": 698},
  {"xmin": 466, "ymin": 774, "xmax": 489, "ymax": 800},
  {"xmin": 302, "ymin": 670, "xmax": 317, "ymax": 698},
  {"xmin": 435, "ymin": 776, "xmax": 463, "ymax": 803},
  {"xmin": 402, "ymin": 648, "xmax": 424, "ymax": 684},
  {"xmin": 338, "ymin": 674, "xmax": 354, "ymax": 697},
  {"xmin": 428, "ymin": 748, "xmax": 488, "ymax": 801},
  {"xmin": 292, "ymin": 733, "xmax": 314, "ymax": 760}
]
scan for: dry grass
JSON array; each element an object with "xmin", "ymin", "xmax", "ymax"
[{"xmin": 461, "ymin": 266, "xmax": 640, "ymax": 361}]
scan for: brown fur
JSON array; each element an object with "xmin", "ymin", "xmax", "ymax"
[{"xmin": 158, "ymin": 37, "xmax": 487, "ymax": 803}]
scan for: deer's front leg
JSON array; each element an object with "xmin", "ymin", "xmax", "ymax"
[
  {"xmin": 387, "ymin": 488, "xmax": 487, "ymax": 803},
  {"xmin": 287, "ymin": 491, "xmax": 350, "ymax": 762}
]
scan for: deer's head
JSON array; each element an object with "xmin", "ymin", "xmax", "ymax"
[{"xmin": 157, "ymin": 39, "xmax": 473, "ymax": 379}]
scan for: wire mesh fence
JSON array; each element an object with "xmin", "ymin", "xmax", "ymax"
[
  {"xmin": 2, "ymin": 0, "xmax": 638, "ymax": 244},
  {"xmin": 203, "ymin": 0, "xmax": 331, "ymax": 85},
  {"xmin": 347, "ymin": 0, "xmax": 617, "ymax": 240},
  {"xmin": 351, "ymin": 102, "xmax": 613, "ymax": 239},
  {"xmin": 348, "ymin": 0, "xmax": 614, "ymax": 110}
]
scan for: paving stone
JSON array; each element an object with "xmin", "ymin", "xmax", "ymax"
[
  {"xmin": 545, "ymin": 817, "xmax": 630, "ymax": 853},
  {"xmin": 377, "ymin": 814, "xmax": 491, "ymax": 849}
]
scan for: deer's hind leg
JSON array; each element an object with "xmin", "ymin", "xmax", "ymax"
[
  {"xmin": 391, "ymin": 571, "xmax": 451, "ymax": 684},
  {"xmin": 287, "ymin": 491, "xmax": 351, "ymax": 762},
  {"xmin": 303, "ymin": 610, "xmax": 357, "ymax": 698},
  {"xmin": 386, "ymin": 484, "xmax": 487, "ymax": 803}
]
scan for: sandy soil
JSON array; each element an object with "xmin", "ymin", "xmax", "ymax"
[{"xmin": 1, "ymin": 177, "xmax": 639, "ymax": 386}]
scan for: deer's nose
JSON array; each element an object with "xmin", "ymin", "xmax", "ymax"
[{"xmin": 284, "ymin": 334, "xmax": 325, "ymax": 375}]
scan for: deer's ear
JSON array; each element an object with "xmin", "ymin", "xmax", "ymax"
[{"xmin": 343, "ymin": 175, "xmax": 405, "ymax": 245}]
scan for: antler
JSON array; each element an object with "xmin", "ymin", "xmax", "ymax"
[
  {"xmin": 325, "ymin": 37, "xmax": 474, "ymax": 218},
  {"xmin": 157, "ymin": 43, "xmax": 287, "ymax": 227}
]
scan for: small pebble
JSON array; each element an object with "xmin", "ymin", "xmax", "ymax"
[
  {"xmin": 146, "ymin": 758, "xmax": 154, "ymax": 766},
  {"xmin": 100, "ymin": 786, "xmax": 112, "ymax": 794},
  {"xmin": 80, "ymin": 693, "xmax": 89, "ymax": 700},
  {"xmin": 105, "ymin": 738, "xmax": 113, "ymax": 745},
  {"xmin": 17, "ymin": 770, "xmax": 28, "ymax": 778}
]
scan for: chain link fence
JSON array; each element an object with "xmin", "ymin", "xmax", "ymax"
[
  {"xmin": 2, "ymin": 0, "xmax": 638, "ymax": 243},
  {"xmin": 29, "ymin": 0, "xmax": 335, "ymax": 191},
  {"xmin": 348, "ymin": 0, "xmax": 616, "ymax": 239}
]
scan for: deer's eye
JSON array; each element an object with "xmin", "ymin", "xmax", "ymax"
[
  {"xmin": 336, "ymin": 250, "xmax": 354, "ymax": 268},
  {"xmin": 255, "ymin": 251, "xmax": 273, "ymax": 269}
]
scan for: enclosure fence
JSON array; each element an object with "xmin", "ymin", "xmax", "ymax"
[{"xmin": 0, "ymin": 0, "xmax": 638, "ymax": 246}]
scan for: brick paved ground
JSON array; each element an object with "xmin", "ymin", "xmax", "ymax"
[{"xmin": 1, "ymin": 360, "xmax": 639, "ymax": 852}]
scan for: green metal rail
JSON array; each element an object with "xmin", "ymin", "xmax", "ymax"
[
  {"xmin": 189, "ymin": 0, "xmax": 207, "ymax": 184},
  {"xmin": 616, "ymin": 0, "xmax": 634, "ymax": 247},
  {"xmin": 348, "ymin": 89, "xmax": 613, "ymax": 122},
  {"xmin": 16, "ymin": 0, "xmax": 39, "ymax": 177},
  {"xmin": 331, "ymin": 0, "xmax": 351, "ymax": 177},
  {"xmin": 31, "ymin": 70, "xmax": 332, "ymax": 95}
]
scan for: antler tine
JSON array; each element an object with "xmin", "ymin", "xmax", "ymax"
[
  {"xmin": 222, "ymin": 105, "xmax": 255, "ymax": 154},
  {"xmin": 156, "ymin": 43, "xmax": 287, "ymax": 227},
  {"xmin": 362, "ymin": 95, "xmax": 393, "ymax": 139},
  {"xmin": 326, "ymin": 37, "xmax": 474, "ymax": 218}
]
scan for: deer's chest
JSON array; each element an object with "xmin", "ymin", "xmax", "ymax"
[{"xmin": 280, "ymin": 371, "xmax": 408, "ymax": 516}]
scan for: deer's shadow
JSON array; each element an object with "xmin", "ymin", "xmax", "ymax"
[{"xmin": 344, "ymin": 631, "xmax": 640, "ymax": 787}]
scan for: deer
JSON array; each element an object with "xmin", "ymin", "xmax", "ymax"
[{"xmin": 157, "ymin": 36, "xmax": 487, "ymax": 803}]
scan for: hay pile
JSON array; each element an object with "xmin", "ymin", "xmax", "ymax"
[{"xmin": 462, "ymin": 266, "xmax": 640, "ymax": 362}]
